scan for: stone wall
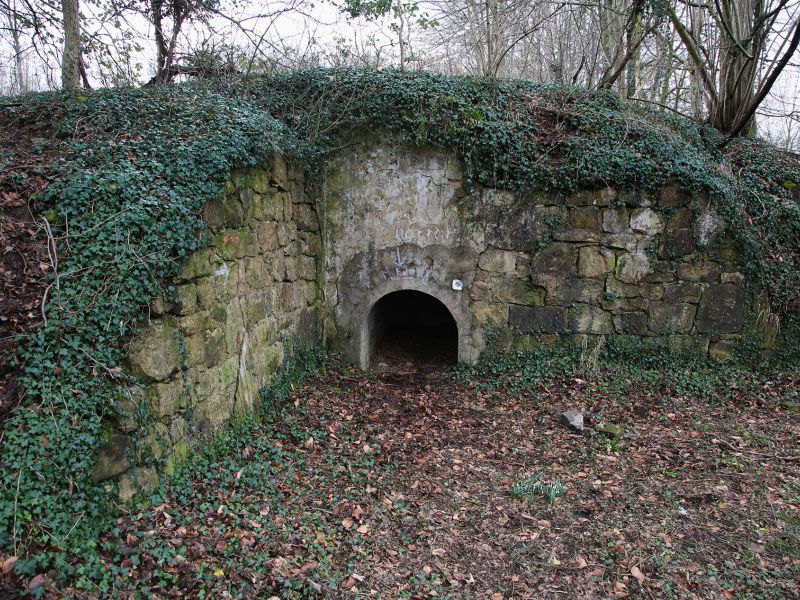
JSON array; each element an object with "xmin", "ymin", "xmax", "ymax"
[
  {"xmin": 98, "ymin": 156, "xmax": 321, "ymax": 498},
  {"xmin": 99, "ymin": 137, "xmax": 751, "ymax": 497},
  {"xmin": 323, "ymin": 136, "xmax": 747, "ymax": 367}
]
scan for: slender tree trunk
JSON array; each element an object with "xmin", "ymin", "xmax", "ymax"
[
  {"xmin": 688, "ymin": 5, "xmax": 705, "ymax": 120},
  {"xmin": 61, "ymin": 0, "xmax": 81, "ymax": 90},
  {"xmin": 712, "ymin": 0, "xmax": 762, "ymax": 135},
  {"xmin": 10, "ymin": 9, "xmax": 26, "ymax": 94},
  {"xmin": 396, "ymin": 0, "xmax": 406, "ymax": 70}
]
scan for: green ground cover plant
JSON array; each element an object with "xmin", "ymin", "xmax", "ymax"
[
  {"xmin": 0, "ymin": 68, "xmax": 798, "ymax": 584},
  {"xmin": 0, "ymin": 87, "xmax": 295, "ymax": 581}
]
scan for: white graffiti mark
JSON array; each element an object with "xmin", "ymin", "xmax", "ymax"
[
  {"xmin": 394, "ymin": 225, "xmax": 455, "ymax": 246},
  {"xmin": 213, "ymin": 262, "xmax": 231, "ymax": 284},
  {"xmin": 381, "ymin": 246, "xmax": 433, "ymax": 283},
  {"xmin": 394, "ymin": 246, "xmax": 405, "ymax": 270}
]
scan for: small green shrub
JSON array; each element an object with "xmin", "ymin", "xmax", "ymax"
[
  {"xmin": 259, "ymin": 342, "xmax": 326, "ymax": 422},
  {"xmin": 511, "ymin": 473, "xmax": 567, "ymax": 505}
]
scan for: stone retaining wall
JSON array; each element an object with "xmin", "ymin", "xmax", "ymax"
[
  {"xmin": 97, "ymin": 156, "xmax": 321, "ymax": 498},
  {"xmin": 323, "ymin": 137, "xmax": 747, "ymax": 367},
  {"xmin": 100, "ymin": 137, "xmax": 752, "ymax": 497}
]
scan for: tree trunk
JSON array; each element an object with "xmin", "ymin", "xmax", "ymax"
[
  {"xmin": 712, "ymin": 0, "xmax": 762, "ymax": 135},
  {"xmin": 10, "ymin": 9, "xmax": 26, "ymax": 94},
  {"xmin": 61, "ymin": 0, "xmax": 81, "ymax": 90}
]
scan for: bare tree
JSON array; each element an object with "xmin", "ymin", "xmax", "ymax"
[
  {"xmin": 669, "ymin": 0, "xmax": 800, "ymax": 139},
  {"xmin": 60, "ymin": 0, "xmax": 80, "ymax": 89}
]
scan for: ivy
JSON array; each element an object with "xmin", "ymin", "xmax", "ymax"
[
  {"xmin": 237, "ymin": 68, "xmax": 799, "ymax": 317},
  {"xmin": 0, "ymin": 86, "xmax": 294, "ymax": 581},
  {"xmin": 1, "ymin": 68, "xmax": 799, "ymax": 582}
]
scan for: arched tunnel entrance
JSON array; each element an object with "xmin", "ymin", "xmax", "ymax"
[{"xmin": 366, "ymin": 290, "xmax": 458, "ymax": 369}]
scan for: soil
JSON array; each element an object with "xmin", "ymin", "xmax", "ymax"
[{"xmin": 0, "ymin": 121, "xmax": 54, "ymax": 424}]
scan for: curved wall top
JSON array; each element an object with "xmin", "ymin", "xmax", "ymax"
[{"xmin": 322, "ymin": 137, "xmax": 483, "ymax": 367}]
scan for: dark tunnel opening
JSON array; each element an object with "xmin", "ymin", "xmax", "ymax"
[{"xmin": 367, "ymin": 290, "xmax": 458, "ymax": 369}]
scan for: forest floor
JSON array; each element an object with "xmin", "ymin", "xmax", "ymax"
[{"xmin": 54, "ymin": 356, "xmax": 800, "ymax": 598}]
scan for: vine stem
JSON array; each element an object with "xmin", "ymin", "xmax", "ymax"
[{"xmin": 39, "ymin": 217, "xmax": 60, "ymax": 328}]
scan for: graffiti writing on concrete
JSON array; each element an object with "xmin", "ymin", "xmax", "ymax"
[
  {"xmin": 394, "ymin": 224, "xmax": 455, "ymax": 245},
  {"xmin": 381, "ymin": 247, "xmax": 432, "ymax": 283}
]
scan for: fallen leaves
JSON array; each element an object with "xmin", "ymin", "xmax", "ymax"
[{"xmin": 61, "ymin": 361, "xmax": 800, "ymax": 599}]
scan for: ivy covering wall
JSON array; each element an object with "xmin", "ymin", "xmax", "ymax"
[{"xmin": 0, "ymin": 68, "xmax": 798, "ymax": 583}]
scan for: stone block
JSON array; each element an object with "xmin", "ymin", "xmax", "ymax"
[
  {"xmin": 678, "ymin": 260, "xmax": 720, "ymax": 283},
  {"xmin": 709, "ymin": 339, "xmax": 737, "ymax": 360},
  {"xmin": 658, "ymin": 184, "xmax": 690, "ymax": 207},
  {"xmin": 177, "ymin": 248, "xmax": 214, "ymax": 282},
  {"xmin": 715, "ymin": 241, "xmax": 742, "ymax": 265},
  {"xmin": 696, "ymin": 284, "xmax": 745, "ymax": 334},
  {"xmin": 566, "ymin": 190, "xmax": 595, "ymax": 206},
  {"xmin": 552, "ymin": 230, "xmax": 601, "ymax": 243},
  {"xmin": 174, "ymin": 283, "xmax": 197, "ymax": 316},
  {"xmin": 117, "ymin": 466, "xmax": 159, "ymax": 502},
  {"xmin": 605, "ymin": 276, "xmax": 640, "ymax": 298},
  {"xmin": 244, "ymin": 292, "xmax": 271, "ymax": 325},
  {"xmin": 196, "ymin": 270, "xmax": 236, "ymax": 310},
  {"xmin": 602, "ymin": 207, "xmax": 630, "ymax": 234},
  {"xmin": 256, "ymin": 222, "xmax": 279, "ymax": 252},
  {"xmin": 560, "ymin": 410, "xmax": 584, "ymax": 432},
  {"xmin": 618, "ymin": 189, "xmax": 652, "ymax": 207},
  {"xmin": 569, "ymin": 206, "xmax": 601, "ymax": 230},
  {"xmin": 483, "ymin": 204, "xmax": 566, "ymax": 250},
  {"xmin": 531, "ymin": 243, "xmax": 577, "ymax": 276},
  {"xmin": 667, "ymin": 207, "xmax": 692, "ymax": 229},
  {"xmin": 127, "ymin": 321, "xmax": 180, "ymax": 382},
  {"xmin": 283, "ymin": 256, "xmax": 298, "ymax": 281},
  {"xmin": 601, "ymin": 297, "xmax": 649, "ymax": 313},
  {"xmin": 593, "ymin": 187, "xmax": 615, "ymax": 205},
  {"xmin": 571, "ymin": 304, "xmax": 613, "ymax": 334},
  {"xmin": 94, "ymin": 435, "xmax": 131, "ymax": 482},
  {"xmin": 470, "ymin": 301, "xmax": 508, "ymax": 327},
  {"xmin": 630, "ymin": 208, "xmax": 663, "ymax": 235},
  {"xmin": 616, "ymin": 312, "xmax": 648, "ymax": 335},
  {"xmin": 642, "ymin": 263, "xmax": 675, "ymax": 283},
  {"xmin": 169, "ymin": 416, "xmax": 189, "ymax": 446},
  {"xmin": 147, "ymin": 378, "xmax": 184, "ymax": 419},
  {"xmin": 693, "ymin": 205, "xmax": 723, "ymax": 247},
  {"xmin": 616, "ymin": 252, "xmax": 652, "ymax": 284},
  {"xmin": 185, "ymin": 327, "xmax": 225, "ymax": 369},
  {"xmin": 468, "ymin": 279, "xmax": 491, "ymax": 301},
  {"xmin": 640, "ymin": 283, "xmax": 664, "ymax": 300},
  {"xmin": 663, "ymin": 282, "xmax": 702, "ymax": 304},
  {"xmin": 271, "ymin": 154, "xmax": 290, "ymax": 190},
  {"xmin": 293, "ymin": 203, "xmax": 320, "ymax": 232},
  {"xmin": 478, "ymin": 248, "xmax": 518, "ymax": 273},
  {"xmin": 299, "ymin": 232, "xmax": 323, "ymax": 257},
  {"xmin": 721, "ymin": 271, "xmax": 744, "ymax": 285},
  {"xmin": 648, "ymin": 302, "xmax": 696, "ymax": 334},
  {"xmin": 578, "ymin": 246, "xmax": 614, "ymax": 278},
  {"xmin": 508, "ymin": 305, "xmax": 566, "ymax": 333},
  {"xmin": 277, "ymin": 222, "xmax": 297, "ymax": 246},
  {"xmin": 298, "ymin": 256, "xmax": 317, "ymax": 280},
  {"xmin": 203, "ymin": 191, "xmax": 244, "ymax": 230},
  {"xmin": 215, "ymin": 229, "xmax": 259, "ymax": 260},
  {"xmin": 493, "ymin": 278, "xmax": 546, "ymax": 305},
  {"xmin": 533, "ymin": 274, "xmax": 603, "ymax": 304},
  {"xmin": 603, "ymin": 233, "xmax": 637, "ymax": 252},
  {"xmin": 662, "ymin": 228, "xmax": 695, "ymax": 257}
]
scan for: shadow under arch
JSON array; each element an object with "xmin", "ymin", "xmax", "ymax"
[{"xmin": 362, "ymin": 289, "xmax": 459, "ymax": 369}]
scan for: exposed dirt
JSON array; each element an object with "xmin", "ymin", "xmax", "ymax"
[
  {"xmin": 0, "ymin": 119, "xmax": 55, "ymax": 424},
  {"xmin": 19, "ymin": 358, "xmax": 797, "ymax": 599}
]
